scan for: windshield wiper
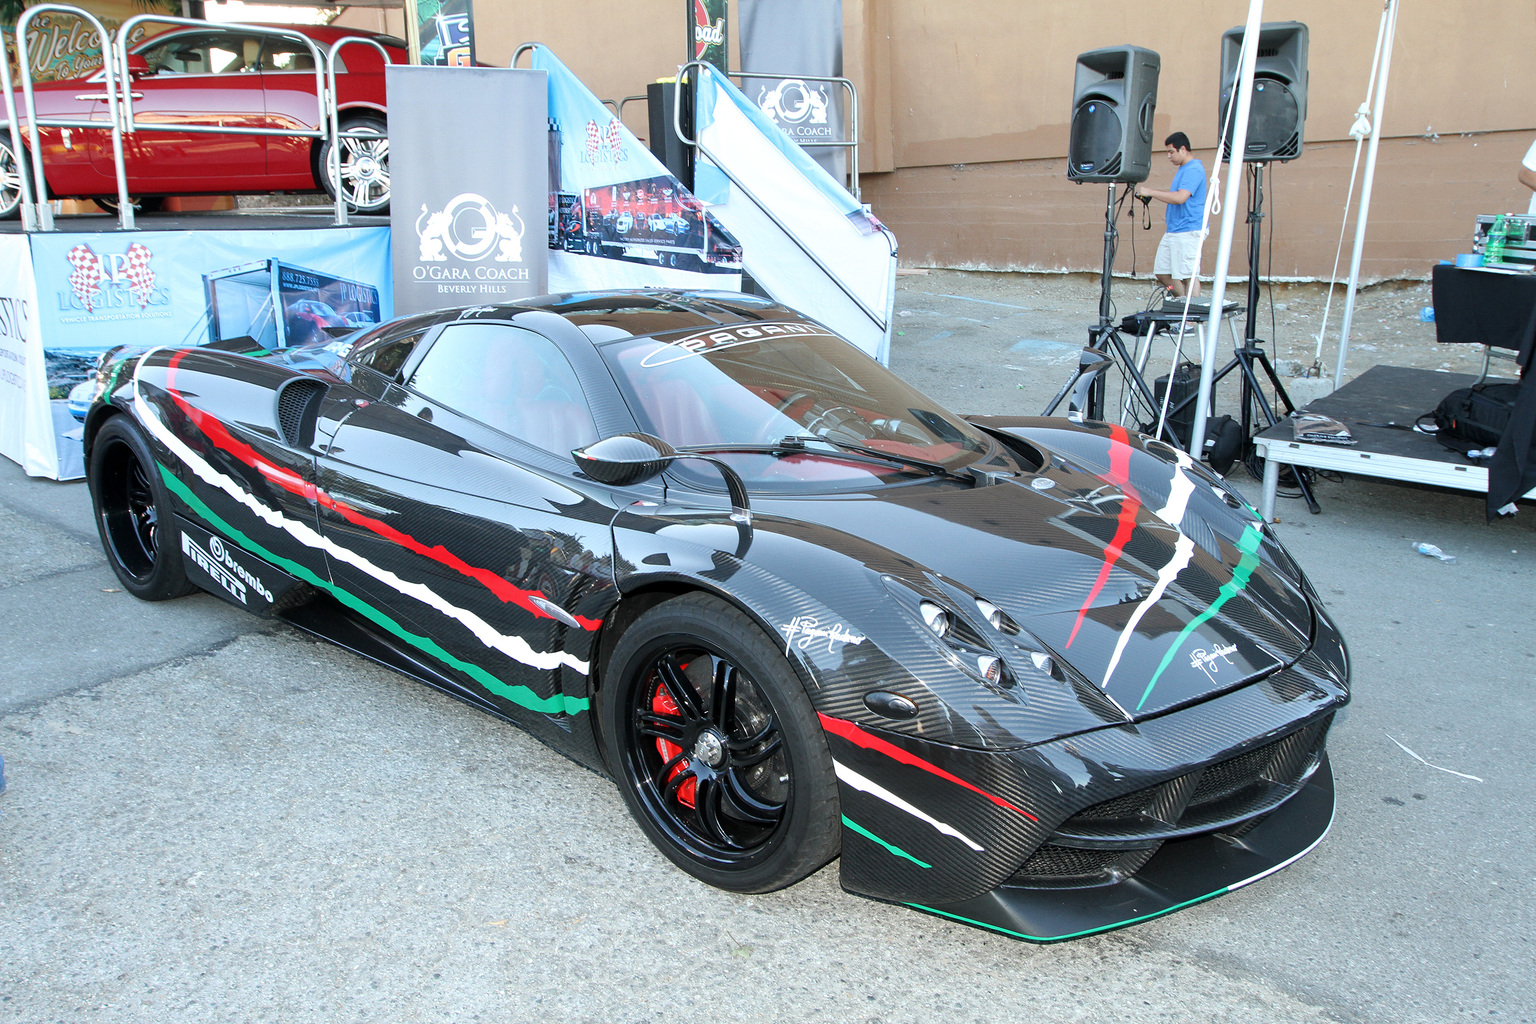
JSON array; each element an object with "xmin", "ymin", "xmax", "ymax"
[{"xmin": 678, "ymin": 435, "xmax": 979, "ymax": 484}]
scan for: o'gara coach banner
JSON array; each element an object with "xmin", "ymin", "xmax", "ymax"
[{"xmin": 388, "ymin": 66, "xmax": 549, "ymax": 315}]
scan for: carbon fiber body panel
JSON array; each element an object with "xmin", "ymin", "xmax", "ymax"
[{"xmin": 81, "ymin": 290, "xmax": 1350, "ymax": 940}]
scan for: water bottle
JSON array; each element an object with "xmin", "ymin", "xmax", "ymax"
[
  {"xmin": 1485, "ymin": 215, "xmax": 1508, "ymax": 265},
  {"xmin": 1413, "ymin": 541, "xmax": 1456, "ymax": 563}
]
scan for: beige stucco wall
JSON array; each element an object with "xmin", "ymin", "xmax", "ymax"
[{"xmin": 366, "ymin": 0, "xmax": 1536, "ymax": 280}]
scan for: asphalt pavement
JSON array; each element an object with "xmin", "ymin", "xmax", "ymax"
[{"xmin": 2, "ymin": 272, "xmax": 1532, "ymax": 1023}]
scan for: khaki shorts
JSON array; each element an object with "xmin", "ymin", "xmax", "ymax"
[{"xmin": 1154, "ymin": 229, "xmax": 1204, "ymax": 280}]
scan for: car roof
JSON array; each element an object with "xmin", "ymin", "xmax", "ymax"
[{"xmin": 409, "ymin": 290, "xmax": 816, "ymax": 347}]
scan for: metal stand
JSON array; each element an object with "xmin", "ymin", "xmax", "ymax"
[
  {"xmin": 1163, "ymin": 163, "xmax": 1320, "ymax": 513},
  {"xmin": 1044, "ymin": 184, "xmax": 1183, "ymax": 440}
]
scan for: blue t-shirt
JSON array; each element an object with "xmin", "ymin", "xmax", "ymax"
[{"xmin": 1165, "ymin": 159, "xmax": 1207, "ymax": 234}]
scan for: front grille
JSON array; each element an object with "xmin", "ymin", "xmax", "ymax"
[
  {"xmin": 1007, "ymin": 843, "xmax": 1159, "ymax": 890},
  {"xmin": 1007, "ymin": 713, "xmax": 1332, "ymax": 888}
]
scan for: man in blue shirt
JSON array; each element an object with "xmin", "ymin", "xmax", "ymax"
[{"xmin": 1135, "ymin": 132, "xmax": 1208, "ymax": 299}]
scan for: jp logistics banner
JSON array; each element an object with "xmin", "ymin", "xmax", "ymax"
[
  {"xmin": 4, "ymin": 226, "xmax": 391, "ymax": 480},
  {"xmin": 532, "ymin": 45, "xmax": 742, "ymax": 293},
  {"xmin": 388, "ymin": 66, "xmax": 548, "ymax": 316}
]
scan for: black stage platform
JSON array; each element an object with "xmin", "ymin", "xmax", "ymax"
[{"xmin": 1252, "ymin": 365, "xmax": 1532, "ymax": 520}]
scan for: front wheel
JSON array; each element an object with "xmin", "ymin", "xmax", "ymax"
[
  {"xmin": 0, "ymin": 136, "xmax": 30, "ymax": 220},
  {"xmin": 88, "ymin": 417, "xmax": 195, "ymax": 601},
  {"xmin": 319, "ymin": 114, "xmax": 390, "ymax": 214},
  {"xmin": 600, "ymin": 593, "xmax": 840, "ymax": 893}
]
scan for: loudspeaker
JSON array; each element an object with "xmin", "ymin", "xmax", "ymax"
[
  {"xmin": 1218, "ymin": 21, "xmax": 1308, "ymax": 161},
  {"xmin": 1067, "ymin": 45, "xmax": 1160, "ymax": 183}
]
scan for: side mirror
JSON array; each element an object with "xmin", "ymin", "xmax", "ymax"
[
  {"xmin": 124, "ymin": 54, "xmax": 155, "ymax": 78},
  {"xmin": 573, "ymin": 432, "xmax": 752, "ymax": 525}
]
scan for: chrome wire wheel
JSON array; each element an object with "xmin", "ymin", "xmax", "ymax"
[{"xmin": 322, "ymin": 115, "xmax": 390, "ymax": 214}]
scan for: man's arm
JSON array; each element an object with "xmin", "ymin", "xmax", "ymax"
[
  {"xmin": 1520, "ymin": 165, "xmax": 1536, "ymax": 193},
  {"xmin": 1135, "ymin": 184, "xmax": 1192, "ymax": 205}
]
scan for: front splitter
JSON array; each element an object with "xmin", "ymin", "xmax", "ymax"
[{"xmin": 884, "ymin": 754, "xmax": 1336, "ymax": 943}]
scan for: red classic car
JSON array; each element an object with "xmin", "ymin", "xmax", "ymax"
[{"xmin": 1, "ymin": 23, "xmax": 406, "ymax": 216}]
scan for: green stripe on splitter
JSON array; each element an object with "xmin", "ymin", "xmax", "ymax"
[
  {"xmin": 907, "ymin": 887, "xmax": 1226, "ymax": 944},
  {"xmin": 161, "ymin": 465, "xmax": 588, "ymax": 717},
  {"xmin": 1137, "ymin": 522, "xmax": 1265, "ymax": 712},
  {"xmin": 843, "ymin": 815, "xmax": 931, "ymax": 868}
]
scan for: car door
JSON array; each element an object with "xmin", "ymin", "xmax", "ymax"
[
  {"xmin": 314, "ymin": 321, "xmax": 617, "ymax": 740},
  {"xmin": 254, "ymin": 34, "xmax": 330, "ymax": 187},
  {"xmin": 90, "ymin": 30, "xmax": 271, "ymax": 188}
]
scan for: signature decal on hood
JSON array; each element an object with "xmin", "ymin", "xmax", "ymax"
[
  {"xmin": 781, "ymin": 615, "xmax": 866, "ymax": 655},
  {"xmin": 1189, "ymin": 643, "xmax": 1238, "ymax": 683}
]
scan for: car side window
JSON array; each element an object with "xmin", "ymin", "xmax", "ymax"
[
  {"xmin": 349, "ymin": 327, "xmax": 427, "ymax": 380},
  {"xmin": 259, "ymin": 39, "xmax": 321, "ymax": 72},
  {"xmin": 407, "ymin": 323, "xmax": 599, "ymax": 455},
  {"xmin": 138, "ymin": 32, "xmax": 250, "ymax": 74}
]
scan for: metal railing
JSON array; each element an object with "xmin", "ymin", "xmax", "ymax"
[
  {"xmin": 0, "ymin": 29, "xmax": 38, "ymax": 230},
  {"xmin": 6, "ymin": 6, "xmax": 384, "ymax": 230},
  {"xmin": 727, "ymin": 69, "xmax": 860, "ymax": 198},
  {"xmin": 674, "ymin": 61, "xmax": 888, "ymax": 329},
  {"xmin": 325, "ymin": 35, "xmax": 391, "ymax": 225},
  {"xmin": 16, "ymin": 4, "xmax": 131, "ymax": 229}
]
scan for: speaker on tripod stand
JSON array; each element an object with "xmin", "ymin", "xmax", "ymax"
[
  {"xmin": 1207, "ymin": 21, "xmax": 1320, "ymax": 510},
  {"xmin": 1068, "ymin": 46, "xmax": 1160, "ymax": 184},
  {"xmin": 1218, "ymin": 22, "xmax": 1307, "ymax": 162}
]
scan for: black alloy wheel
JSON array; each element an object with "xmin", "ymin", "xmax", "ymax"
[
  {"xmin": 88, "ymin": 417, "xmax": 195, "ymax": 601},
  {"xmin": 601, "ymin": 593, "xmax": 840, "ymax": 893}
]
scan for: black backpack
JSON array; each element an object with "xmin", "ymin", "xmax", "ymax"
[{"xmin": 1427, "ymin": 382, "xmax": 1520, "ymax": 450}]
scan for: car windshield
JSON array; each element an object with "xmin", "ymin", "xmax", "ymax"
[{"xmin": 600, "ymin": 321, "xmax": 994, "ymax": 492}]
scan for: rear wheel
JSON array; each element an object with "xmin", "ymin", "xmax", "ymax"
[
  {"xmin": 95, "ymin": 196, "xmax": 165, "ymax": 216},
  {"xmin": 88, "ymin": 417, "xmax": 195, "ymax": 601},
  {"xmin": 601, "ymin": 593, "xmax": 840, "ymax": 893},
  {"xmin": 319, "ymin": 114, "xmax": 390, "ymax": 214}
]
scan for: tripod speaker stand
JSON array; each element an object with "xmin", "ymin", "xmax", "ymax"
[
  {"xmin": 1162, "ymin": 162, "xmax": 1320, "ymax": 512},
  {"xmin": 1043, "ymin": 183, "xmax": 1183, "ymax": 436}
]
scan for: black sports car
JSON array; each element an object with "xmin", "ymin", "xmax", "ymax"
[{"xmin": 82, "ymin": 290, "xmax": 1349, "ymax": 942}]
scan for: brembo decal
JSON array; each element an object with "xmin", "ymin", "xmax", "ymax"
[
  {"xmin": 841, "ymin": 815, "xmax": 932, "ymax": 869},
  {"xmin": 1137, "ymin": 522, "xmax": 1265, "ymax": 711},
  {"xmin": 1100, "ymin": 452, "xmax": 1199, "ymax": 690},
  {"xmin": 159, "ymin": 350, "xmax": 599, "ymax": 632},
  {"xmin": 1065, "ymin": 425, "xmax": 1141, "ymax": 649},
  {"xmin": 134, "ymin": 358, "xmax": 591, "ymax": 695},
  {"xmin": 819, "ymin": 713, "xmax": 1037, "ymax": 821},
  {"xmin": 833, "ymin": 760, "xmax": 984, "ymax": 853}
]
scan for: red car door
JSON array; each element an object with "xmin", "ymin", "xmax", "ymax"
[{"xmin": 88, "ymin": 29, "xmax": 271, "ymax": 190}]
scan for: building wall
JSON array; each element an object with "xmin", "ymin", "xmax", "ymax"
[{"xmin": 408, "ymin": 0, "xmax": 1536, "ymax": 280}]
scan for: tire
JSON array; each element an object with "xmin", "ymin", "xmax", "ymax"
[
  {"xmin": 88, "ymin": 417, "xmax": 195, "ymax": 601},
  {"xmin": 95, "ymin": 196, "xmax": 165, "ymax": 216},
  {"xmin": 0, "ymin": 136, "xmax": 29, "ymax": 220},
  {"xmin": 319, "ymin": 114, "xmax": 389, "ymax": 214},
  {"xmin": 600, "ymin": 592, "xmax": 840, "ymax": 893}
]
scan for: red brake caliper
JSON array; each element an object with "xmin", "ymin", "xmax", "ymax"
[{"xmin": 651, "ymin": 683, "xmax": 697, "ymax": 808}]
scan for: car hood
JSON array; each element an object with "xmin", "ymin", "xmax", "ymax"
[{"xmin": 756, "ymin": 422, "xmax": 1315, "ymax": 720}]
